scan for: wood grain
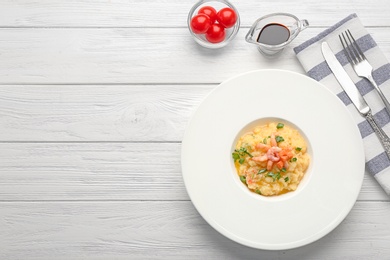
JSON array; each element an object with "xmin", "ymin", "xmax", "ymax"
[
  {"xmin": 0, "ymin": 28, "xmax": 389, "ymax": 84},
  {"xmin": 0, "ymin": 85, "xmax": 212, "ymax": 142},
  {"xmin": 0, "ymin": 143, "xmax": 387, "ymax": 201},
  {"xmin": 1, "ymin": 201, "xmax": 389, "ymax": 259},
  {"xmin": 1, "ymin": 0, "xmax": 390, "ymax": 27}
]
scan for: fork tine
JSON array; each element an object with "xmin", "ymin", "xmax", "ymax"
[
  {"xmin": 339, "ymin": 34, "xmax": 354, "ymax": 65},
  {"xmin": 347, "ymin": 29, "xmax": 367, "ymax": 60},
  {"xmin": 345, "ymin": 30, "xmax": 363, "ymax": 62},
  {"xmin": 340, "ymin": 32, "xmax": 357, "ymax": 65}
]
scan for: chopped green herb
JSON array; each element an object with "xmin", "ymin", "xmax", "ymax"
[
  {"xmin": 255, "ymin": 189, "xmax": 262, "ymax": 195},
  {"xmin": 240, "ymin": 176, "xmax": 247, "ymax": 184},
  {"xmin": 284, "ymin": 177, "xmax": 289, "ymax": 182},
  {"xmin": 281, "ymin": 167, "xmax": 287, "ymax": 172},
  {"xmin": 235, "ymin": 147, "xmax": 253, "ymax": 158},
  {"xmin": 275, "ymin": 136, "xmax": 284, "ymax": 143},
  {"xmin": 232, "ymin": 152, "xmax": 240, "ymax": 162},
  {"xmin": 258, "ymin": 169, "xmax": 267, "ymax": 174},
  {"xmin": 232, "ymin": 147, "xmax": 253, "ymax": 164},
  {"xmin": 263, "ymin": 138, "xmax": 267, "ymax": 144},
  {"xmin": 244, "ymin": 150, "xmax": 253, "ymax": 158},
  {"xmin": 277, "ymin": 123, "xmax": 284, "ymax": 129},
  {"xmin": 291, "ymin": 157, "xmax": 297, "ymax": 162},
  {"xmin": 268, "ymin": 136, "xmax": 271, "ymax": 138},
  {"xmin": 295, "ymin": 147, "xmax": 302, "ymax": 151},
  {"xmin": 267, "ymin": 172, "xmax": 281, "ymax": 181}
]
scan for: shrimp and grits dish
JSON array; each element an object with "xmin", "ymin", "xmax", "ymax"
[{"xmin": 233, "ymin": 122, "xmax": 310, "ymax": 196}]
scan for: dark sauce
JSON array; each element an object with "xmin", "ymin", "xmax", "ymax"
[{"xmin": 257, "ymin": 23, "xmax": 290, "ymax": 45}]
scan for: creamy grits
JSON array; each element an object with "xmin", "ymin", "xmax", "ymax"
[{"xmin": 233, "ymin": 122, "xmax": 310, "ymax": 196}]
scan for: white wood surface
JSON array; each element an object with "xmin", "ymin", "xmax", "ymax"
[
  {"xmin": 1, "ymin": 202, "xmax": 390, "ymax": 260},
  {"xmin": 1, "ymin": 28, "xmax": 390, "ymax": 84},
  {"xmin": 1, "ymin": 1, "xmax": 390, "ymax": 259}
]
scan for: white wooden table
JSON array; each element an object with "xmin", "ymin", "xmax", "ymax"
[{"xmin": 1, "ymin": 1, "xmax": 390, "ymax": 259}]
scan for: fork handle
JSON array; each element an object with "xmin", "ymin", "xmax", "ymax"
[
  {"xmin": 367, "ymin": 75, "xmax": 390, "ymax": 114},
  {"xmin": 366, "ymin": 111, "xmax": 390, "ymax": 159}
]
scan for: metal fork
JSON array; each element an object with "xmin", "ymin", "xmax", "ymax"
[{"xmin": 339, "ymin": 29, "xmax": 390, "ymax": 114}]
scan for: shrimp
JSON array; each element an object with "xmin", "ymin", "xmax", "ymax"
[
  {"xmin": 252, "ymin": 154, "xmax": 268, "ymax": 162},
  {"xmin": 246, "ymin": 175, "xmax": 253, "ymax": 185},
  {"xmin": 279, "ymin": 148, "xmax": 293, "ymax": 162},
  {"xmin": 245, "ymin": 168, "xmax": 259, "ymax": 188},
  {"xmin": 270, "ymin": 132, "xmax": 277, "ymax": 147},
  {"xmin": 267, "ymin": 160, "xmax": 273, "ymax": 171},
  {"xmin": 279, "ymin": 148, "xmax": 293, "ymax": 169},
  {"xmin": 267, "ymin": 146, "xmax": 282, "ymax": 162},
  {"xmin": 276, "ymin": 160, "xmax": 284, "ymax": 169},
  {"xmin": 255, "ymin": 143, "xmax": 270, "ymax": 151}
]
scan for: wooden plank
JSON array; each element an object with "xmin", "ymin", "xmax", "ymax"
[
  {"xmin": 0, "ymin": 143, "xmax": 387, "ymax": 201},
  {"xmin": 0, "ymin": 85, "xmax": 212, "ymax": 142},
  {"xmin": 0, "ymin": 28, "xmax": 302, "ymax": 84},
  {"xmin": 0, "ymin": 143, "xmax": 185, "ymax": 201},
  {"xmin": 0, "ymin": 201, "xmax": 389, "ymax": 259},
  {"xmin": 0, "ymin": 0, "xmax": 390, "ymax": 27},
  {"xmin": 0, "ymin": 28, "xmax": 389, "ymax": 84}
]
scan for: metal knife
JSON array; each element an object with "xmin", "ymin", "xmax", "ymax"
[{"xmin": 321, "ymin": 41, "xmax": 390, "ymax": 158}]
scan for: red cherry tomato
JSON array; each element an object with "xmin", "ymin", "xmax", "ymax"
[
  {"xmin": 206, "ymin": 24, "xmax": 226, "ymax": 43},
  {"xmin": 190, "ymin": 14, "xmax": 212, "ymax": 34},
  {"xmin": 216, "ymin": 7, "xmax": 237, "ymax": 28},
  {"xmin": 198, "ymin": 6, "xmax": 217, "ymax": 23}
]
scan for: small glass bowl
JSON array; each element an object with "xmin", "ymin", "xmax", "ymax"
[{"xmin": 187, "ymin": 0, "xmax": 240, "ymax": 49}]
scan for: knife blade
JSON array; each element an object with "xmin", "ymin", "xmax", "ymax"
[{"xmin": 321, "ymin": 42, "xmax": 370, "ymax": 115}]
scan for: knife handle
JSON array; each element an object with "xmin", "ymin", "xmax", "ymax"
[{"xmin": 366, "ymin": 111, "xmax": 390, "ymax": 159}]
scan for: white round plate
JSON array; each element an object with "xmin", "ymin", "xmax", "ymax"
[{"xmin": 181, "ymin": 69, "xmax": 364, "ymax": 250}]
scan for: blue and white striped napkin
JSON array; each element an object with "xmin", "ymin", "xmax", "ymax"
[{"xmin": 294, "ymin": 13, "xmax": 390, "ymax": 195}]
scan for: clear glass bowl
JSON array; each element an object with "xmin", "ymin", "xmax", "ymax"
[{"xmin": 187, "ymin": 0, "xmax": 240, "ymax": 49}]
